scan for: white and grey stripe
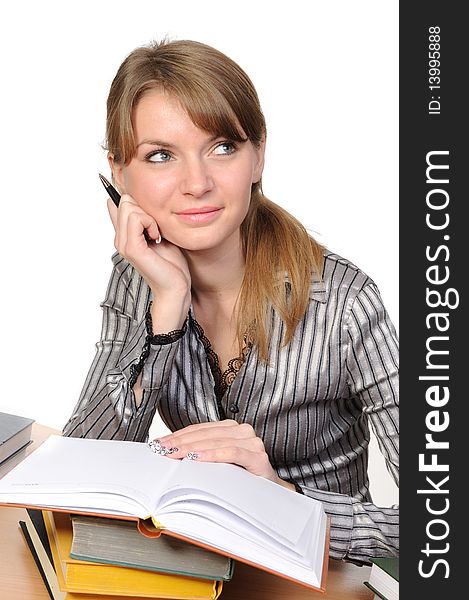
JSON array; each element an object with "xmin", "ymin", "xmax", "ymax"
[{"xmin": 63, "ymin": 250, "xmax": 399, "ymax": 563}]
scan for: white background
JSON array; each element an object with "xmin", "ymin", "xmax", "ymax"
[{"xmin": 0, "ymin": 1, "xmax": 398, "ymax": 505}]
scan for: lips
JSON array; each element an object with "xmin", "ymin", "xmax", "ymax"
[
  {"xmin": 175, "ymin": 206, "xmax": 223, "ymax": 223},
  {"xmin": 176, "ymin": 206, "xmax": 222, "ymax": 215}
]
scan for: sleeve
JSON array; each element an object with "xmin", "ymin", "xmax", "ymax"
[
  {"xmin": 62, "ymin": 253, "xmax": 185, "ymax": 441},
  {"xmin": 300, "ymin": 281, "xmax": 399, "ymax": 564}
]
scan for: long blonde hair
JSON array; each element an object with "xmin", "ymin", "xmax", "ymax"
[{"xmin": 105, "ymin": 39, "xmax": 324, "ymax": 360}]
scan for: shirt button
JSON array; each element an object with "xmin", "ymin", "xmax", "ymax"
[{"xmin": 228, "ymin": 404, "xmax": 239, "ymax": 414}]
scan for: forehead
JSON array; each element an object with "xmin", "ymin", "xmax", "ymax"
[
  {"xmin": 133, "ymin": 91, "xmax": 198, "ymax": 139},
  {"xmin": 133, "ymin": 88, "xmax": 247, "ymax": 146}
]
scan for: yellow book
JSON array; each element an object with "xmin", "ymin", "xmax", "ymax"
[
  {"xmin": 21, "ymin": 514, "xmax": 212, "ymax": 600},
  {"xmin": 44, "ymin": 511, "xmax": 222, "ymax": 599}
]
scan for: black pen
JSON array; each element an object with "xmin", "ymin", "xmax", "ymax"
[
  {"xmin": 98, "ymin": 173, "xmax": 158, "ymax": 243},
  {"xmin": 98, "ymin": 173, "xmax": 121, "ymax": 207}
]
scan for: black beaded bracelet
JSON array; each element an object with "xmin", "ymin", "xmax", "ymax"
[{"xmin": 145, "ymin": 303, "xmax": 187, "ymax": 345}]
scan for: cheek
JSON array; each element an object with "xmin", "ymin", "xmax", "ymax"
[
  {"xmin": 223, "ymin": 163, "xmax": 254, "ymax": 200},
  {"xmin": 236, "ymin": 175, "xmax": 256, "ymax": 213},
  {"xmin": 124, "ymin": 170, "xmax": 173, "ymax": 213}
]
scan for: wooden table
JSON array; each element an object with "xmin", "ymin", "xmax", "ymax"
[{"xmin": 0, "ymin": 424, "xmax": 373, "ymax": 600}]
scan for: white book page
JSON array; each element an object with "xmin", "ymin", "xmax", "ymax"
[
  {"xmin": 159, "ymin": 458, "xmax": 323, "ymax": 546},
  {"xmin": 0, "ymin": 436, "xmax": 178, "ymax": 517},
  {"xmin": 157, "ymin": 494, "xmax": 320, "ymax": 558},
  {"xmin": 161, "ymin": 511, "xmax": 325, "ymax": 589}
]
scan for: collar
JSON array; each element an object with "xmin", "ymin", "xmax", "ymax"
[
  {"xmin": 283, "ymin": 272, "xmax": 328, "ymax": 304},
  {"xmin": 309, "ymin": 278, "xmax": 327, "ymax": 303}
]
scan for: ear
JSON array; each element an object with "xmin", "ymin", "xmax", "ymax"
[
  {"xmin": 107, "ymin": 153, "xmax": 126, "ymax": 194},
  {"xmin": 252, "ymin": 136, "xmax": 266, "ymax": 184}
]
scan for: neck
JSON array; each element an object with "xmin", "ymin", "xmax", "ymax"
[{"xmin": 184, "ymin": 236, "xmax": 245, "ymax": 306}]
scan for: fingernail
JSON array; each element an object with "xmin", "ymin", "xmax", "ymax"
[
  {"xmin": 166, "ymin": 447, "xmax": 179, "ymax": 454},
  {"xmin": 148, "ymin": 440, "xmax": 163, "ymax": 453},
  {"xmin": 186, "ymin": 451, "xmax": 199, "ymax": 460},
  {"xmin": 149, "ymin": 439, "xmax": 172, "ymax": 455},
  {"xmin": 155, "ymin": 234, "xmax": 162, "ymax": 244}
]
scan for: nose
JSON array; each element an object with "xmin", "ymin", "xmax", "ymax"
[{"xmin": 179, "ymin": 158, "xmax": 214, "ymax": 198}]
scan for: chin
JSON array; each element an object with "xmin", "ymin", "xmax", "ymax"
[
  {"xmin": 176, "ymin": 240, "xmax": 222, "ymax": 253},
  {"xmin": 164, "ymin": 228, "xmax": 237, "ymax": 254},
  {"xmin": 162, "ymin": 232, "xmax": 211, "ymax": 250}
]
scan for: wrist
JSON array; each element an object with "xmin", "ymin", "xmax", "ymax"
[
  {"xmin": 150, "ymin": 291, "xmax": 190, "ymax": 333},
  {"xmin": 267, "ymin": 470, "xmax": 296, "ymax": 492}
]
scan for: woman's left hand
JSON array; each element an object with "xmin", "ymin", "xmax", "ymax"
[{"xmin": 155, "ymin": 420, "xmax": 295, "ymax": 491}]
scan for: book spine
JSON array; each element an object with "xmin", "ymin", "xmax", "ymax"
[{"xmin": 19, "ymin": 521, "xmax": 54, "ymax": 600}]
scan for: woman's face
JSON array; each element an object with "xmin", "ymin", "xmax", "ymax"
[{"xmin": 110, "ymin": 91, "xmax": 265, "ymax": 253}]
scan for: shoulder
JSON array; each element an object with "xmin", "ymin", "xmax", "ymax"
[{"xmin": 309, "ymin": 250, "xmax": 376, "ymax": 305}]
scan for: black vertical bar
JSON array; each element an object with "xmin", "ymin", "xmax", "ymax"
[{"xmin": 400, "ymin": 2, "xmax": 465, "ymax": 596}]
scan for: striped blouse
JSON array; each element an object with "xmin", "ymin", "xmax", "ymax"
[{"xmin": 63, "ymin": 250, "xmax": 399, "ymax": 564}]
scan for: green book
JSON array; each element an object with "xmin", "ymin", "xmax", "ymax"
[
  {"xmin": 364, "ymin": 557, "xmax": 399, "ymax": 600},
  {"xmin": 70, "ymin": 515, "xmax": 234, "ymax": 581}
]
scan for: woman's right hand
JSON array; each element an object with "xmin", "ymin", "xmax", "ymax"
[{"xmin": 108, "ymin": 195, "xmax": 191, "ymax": 331}]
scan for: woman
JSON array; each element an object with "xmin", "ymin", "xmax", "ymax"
[{"xmin": 63, "ymin": 39, "xmax": 399, "ymax": 564}]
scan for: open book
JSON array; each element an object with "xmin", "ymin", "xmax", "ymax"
[{"xmin": 0, "ymin": 435, "xmax": 329, "ymax": 591}]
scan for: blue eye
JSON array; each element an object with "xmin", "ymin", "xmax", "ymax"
[
  {"xmin": 146, "ymin": 150, "xmax": 172, "ymax": 163},
  {"xmin": 213, "ymin": 141, "xmax": 237, "ymax": 155}
]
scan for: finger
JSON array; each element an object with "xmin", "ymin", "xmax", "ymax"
[
  {"xmin": 107, "ymin": 198, "xmax": 118, "ymax": 232},
  {"xmin": 159, "ymin": 427, "xmax": 260, "ymax": 461},
  {"xmin": 159, "ymin": 420, "xmax": 243, "ymax": 445},
  {"xmin": 119, "ymin": 194, "xmax": 160, "ymax": 241},
  {"xmin": 184, "ymin": 446, "xmax": 272, "ymax": 478},
  {"xmin": 114, "ymin": 193, "xmax": 139, "ymax": 251},
  {"xmin": 125, "ymin": 210, "xmax": 160, "ymax": 253},
  {"xmin": 115, "ymin": 194, "xmax": 158, "ymax": 255},
  {"xmin": 118, "ymin": 193, "xmax": 138, "ymax": 207},
  {"xmin": 164, "ymin": 436, "xmax": 264, "ymax": 460}
]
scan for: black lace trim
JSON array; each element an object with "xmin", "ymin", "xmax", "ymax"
[
  {"xmin": 128, "ymin": 305, "xmax": 186, "ymax": 387},
  {"xmin": 190, "ymin": 313, "xmax": 250, "ymax": 403},
  {"xmin": 145, "ymin": 304, "xmax": 187, "ymax": 345}
]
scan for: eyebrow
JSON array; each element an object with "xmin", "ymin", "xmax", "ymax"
[{"xmin": 137, "ymin": 135, "xmax": 221, "ymax": 149}]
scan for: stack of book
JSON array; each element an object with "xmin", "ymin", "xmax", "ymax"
[
  {"xmin": 20, "ymin": 509, "xmax": 231, "ymax": 599},
  {"xmin": 0, "ymin": 411, "xmax": 34, "ymax": 473},
  {"xmin": 1, "ymin": 435, "xmax": 330, "ymax": 594}
]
